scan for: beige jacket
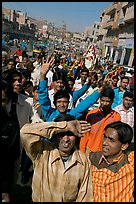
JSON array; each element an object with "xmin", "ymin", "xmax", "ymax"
[{"xmin": 20, "ymin": 121, "xmax": 94, "ymax": 202}]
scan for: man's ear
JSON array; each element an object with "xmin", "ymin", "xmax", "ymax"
[{"xmin": 121, "ymin": 143, "xmax": 129, "ymax": 151}]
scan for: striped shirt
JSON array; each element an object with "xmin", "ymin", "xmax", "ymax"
[
  {"xmin": 20, "ymin": 121, "xmax": 93, "ymax": 202},
  {"xmin": 114, "ymin": 104, "xmax": 134, "ymax": 128},
  {"xmin": 90, "ymin": 151, "xmax": 134, "ymax": 202}
]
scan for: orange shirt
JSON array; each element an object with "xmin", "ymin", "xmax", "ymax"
[
  {"xmin": 90, "ymin": 151, "xmax": 134, "ymax": 202},
  {"xmin": 80, "ymin": 108, "xmax": 121, "ymax": 153}
]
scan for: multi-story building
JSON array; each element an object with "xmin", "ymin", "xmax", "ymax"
[
  {"xmin": 2, "ymin": 7, "xmax": 36, "ymax": 40},
  {"xmin": 97, "ymin": 2, "xmax": 134, "ymax": 67}
]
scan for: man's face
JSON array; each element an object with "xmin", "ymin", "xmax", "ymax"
[
  {"xmin": 120, "ymin": 79, "xmax": 129, "ymax": 90},
  {"xmin": 12, "ymin": 76, "xmax": 22, "ymax": 93},
  {"xmin": 100, "ymin": 96, "xmax": 112, "ymax": 114},
  {"xmin": 123, "ymin": 96, "xmax": 133, "ymax": 110},
  {"xmin": 55, "ymin": 97, "xmax": 69, "ymax": 113},
  {"xmin": 67, "ymin": 80, "xmax": 74, "ymax": 91},
  {"xmin": 112, "ymin": 78, "xmax": 118, "ymax": 87},
  {"xmin": 102, "ymin": 128, "xmax": 123, "ymax": 160},
  {"xmin": 91, "ymin": 77, "xmax": 97, "ymax": 88},
  {"xmin": 80, "ymin": 72, "xmax": 88, "ymax": 82},
  {"xmin": 58, "ymin": 132, "xmax": 76, "ymax": 156},
  {"xmin": 53, "ymin": 80, "xmax": 65, "ymax": 92}
]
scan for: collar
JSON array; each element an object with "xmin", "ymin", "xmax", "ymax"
[
  {"xmin": 118, "ymin": 105, "xmax": 133, "ymax": 112},
  {"xmin": 99, "ymin": 153, "xmax": 125, "ymax": 165},
  {"xmin": 50, "ymin": 148, "xmax": 83, "ymax": 165}
]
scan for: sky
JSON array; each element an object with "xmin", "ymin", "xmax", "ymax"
[{"xmin": 2, "ymin": 2, "xmax": 113, "ymax": 33}]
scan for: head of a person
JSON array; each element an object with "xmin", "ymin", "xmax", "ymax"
[
  {"xmin": 53, "ymin": 90, "xmax": 70, "ymax": 113},
  {"xmin": 21, "ymin": 56, "xmax": 28, "ymax": 65},
  {"xmin": 120, "ymin": 76, "xmax": 129, "ymax": 90},
  {"xmin": 32, "ymin": 85, "xmax": 39, "ymax": 101},
  {"xmin": 102, "ymin": 121, "xmax": 133, "ymax": 161},
  {"xmin": 52, "ymin": 71, "xmax": 66, "ymax": 92},
  {"xmin": 122, "ymin": 91, "xmax": 134, "ymax": 110},
  {"xmin": 111, "ymin": 75, "xmax": 119, "ymax": 87},
  {"xmin": 23, "ymin": 80, "xmax": 34, "ymax": 96},
  {"xmin": 5, "ymin": 70, "xmax": 22, "ymax": 93},
  {"xmin": 54, "ymin": 114, "xmax": 78, "ymax": 156},
  {"xmin": 90, "ymin": 72, "xmax": 98, "ymax": 88},
  {"xmin": 21, "ymin": 69, "xmax": 31, "ymax": 86},
  {"xmin": 2, "ymin": 51, "xmax": 7, "ymax": 64},
  {"xmin": 80, "ymin": 67, "xmax": 89, "ymax": 82},
  {"xmin": 65, "ymin": 76, "xmax": 75, "ymax": 91},
  {"xmin": 36, "ymin": 55, "xmax": 42, "ymax": 63},
  {"xmin": 17, "ymin": 46, "xmax": 21, "ymax": 50},
  {"xmin": 2, "ymin": 80, "xmax": 12, "ymax": 110},
  {"xmin": 6, "ymin": 58, "xmax": 15, "ymax": 70},
  {"xmin": 100, "ymin": 87, "xmax": 114, "ymax": 114}
]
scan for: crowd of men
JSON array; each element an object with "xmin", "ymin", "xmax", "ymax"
[{"xmin": 1, "ymin": 41, "xmax": 134, "ymax": 202}]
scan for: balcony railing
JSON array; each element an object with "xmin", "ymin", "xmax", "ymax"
[
  {"xmin": 118, "ymin": 17, "xmax": 125, "ymax": 26},
  {"xmin": 104, "ymin": 3, "xmax": 117, "ymax": 15},
  {"xmin": 102, "ymin": 18, "xmax": 114, "ymax": 29},
  {"xmin": 124, "ymin": 6, "xmax": 134, "ymax": 23}
]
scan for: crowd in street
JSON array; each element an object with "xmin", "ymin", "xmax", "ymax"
[{"xmin": 1, "ymin": 40, "xmax": 134, "ymax": 202}]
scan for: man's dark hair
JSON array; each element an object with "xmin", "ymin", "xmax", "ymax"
[
  {"xmin": 80, "ymin": 67, "xmax": 89, "ymax": 75},
  {"xmin": 121, "ymin": 76, "xmax": 129, "ymax": 82},
  {"xmin": 3, "ymin": 69, "xmax": 22, "ymax": 85},
  {"xmin": 123, "ymin": 91, "xmax": 134, "ymax": 99},
  {"xmin": 53, "ymin": 70, "xmax": 66, "ymax": 82},
  {"xmin": 53, "ymin": 90, "xmax": 70, "ymax": 105},
  {"xmin": 112, "ymin": 75, "xmax": 119, "ymax": 81},
  {"xmin": 54, "ymin": 114, "xmax": 80, "ymax": 149},
  {"xmin": 104, "ymin": 121, "xmax": 133, "ymax": 145},
  {"xmin": 100, "ymin": 87, "xmax": 115, "ymax": 101},
  {"xmin": 54, "ymin": 113, "xmax": 75, "ymax": 122}
]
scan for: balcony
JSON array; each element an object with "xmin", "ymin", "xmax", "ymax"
[
  {"xmin": 105, "ymin": 3, "xmax": 117, "ymax": 15},
  {"xmin": 97, "ymin": 28, "xmax": 107, "ymax": 36},
  {"xmin": 124, "ymin": 6, "xmax": 134, "ymax": 23},
  {"xmin": 104, "ymin": 36, "xmax": 113, "ymax": 43},
  {"xmin": 118, "ymin": 17, "xmax": 125, "ymax": 26},
  {"xmin": 122, "ymin": 2, "xmax": 128, "ymax": 8},
  {"xmin": 102, "ymin": 18, "xmax": 114, "ymax": 29}
]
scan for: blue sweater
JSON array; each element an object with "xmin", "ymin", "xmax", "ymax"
[{"xmin": 38, "ymin": 79, "xmax": 101, "ymax": 122}]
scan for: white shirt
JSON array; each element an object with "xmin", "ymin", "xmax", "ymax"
[{"xmin": 49, "ymin": 89, "xmax": 74, "ymax": 109}]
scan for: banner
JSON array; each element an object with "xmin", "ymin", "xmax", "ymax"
[{"xmin": 84, "ymin": 44, "xmax": 96, "ymax": 69}]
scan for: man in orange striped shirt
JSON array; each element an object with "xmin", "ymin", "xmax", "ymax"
[
  {"xmin": 90, "ymin": 121, "xmax": 134, "ymax": 202},
  {"xmin": 80, "ymin": 87, "xmax": 121, "ymax": 153}
]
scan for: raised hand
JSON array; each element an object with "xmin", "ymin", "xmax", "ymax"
[
  {"xmin": 67, "ymin": 120, "xmax": 91, "ymax": 137},
  {"xmin": 40, "ymin": 56, "xmax": 55, "ymax": 80}
]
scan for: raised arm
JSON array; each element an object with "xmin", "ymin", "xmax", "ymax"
[
  {"xmin": 69, "ymin": 82, "xmax": 107, "ymax": 119},
  {"xmin": 72, "ymin": 82, "xmax": 91, "ymax": 105},
  {"xmin": 20, "ymin": 120, "xmax": 91, "ymax": 161},
  {"xmin": 38, "ymin": 56, "xmax": 55, "ymax": 120}
]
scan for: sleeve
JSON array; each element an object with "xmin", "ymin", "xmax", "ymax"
[
  {"xmin": 20, "ymin": 121, "xmax": 68, "ymax": 161},
  {"xmin": 72, "ymin": 83, "xmax": 90, "ymax": 104},
  {"xmin": 69, "ymin": 90, "xmax": 101, "ymax": 119},
  {"xmin": 79, "ymin": 132, "xmax": 90, "ymax": 153},
  {"xmin": 38, "ymin": 79, "xmax": 54, "ymax": 121}
]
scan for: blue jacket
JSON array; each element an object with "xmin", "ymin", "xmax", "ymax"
[
  {"xmin": 38, "ymin": 79, "xmax": 101, "ymax": 122},
  {"xmin": 111, "ymin": 87, "xmax": 129, "ymax": 108}
]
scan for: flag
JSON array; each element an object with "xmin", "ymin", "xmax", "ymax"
[{"xmin": 84, "ymin": 44, "xmax": 96, "ymax": 69}]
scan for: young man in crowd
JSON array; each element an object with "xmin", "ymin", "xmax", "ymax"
[
  {"xmin": 90, "ymin": 121, "xmax": 134, "ymax": 202},
  {"xmin": 38, "ymin": 56, "xmax": 106, "ymax": 122},
  {"xmin": 80, "ymin": 87, "xmax": 121, "ymax": 153}
]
